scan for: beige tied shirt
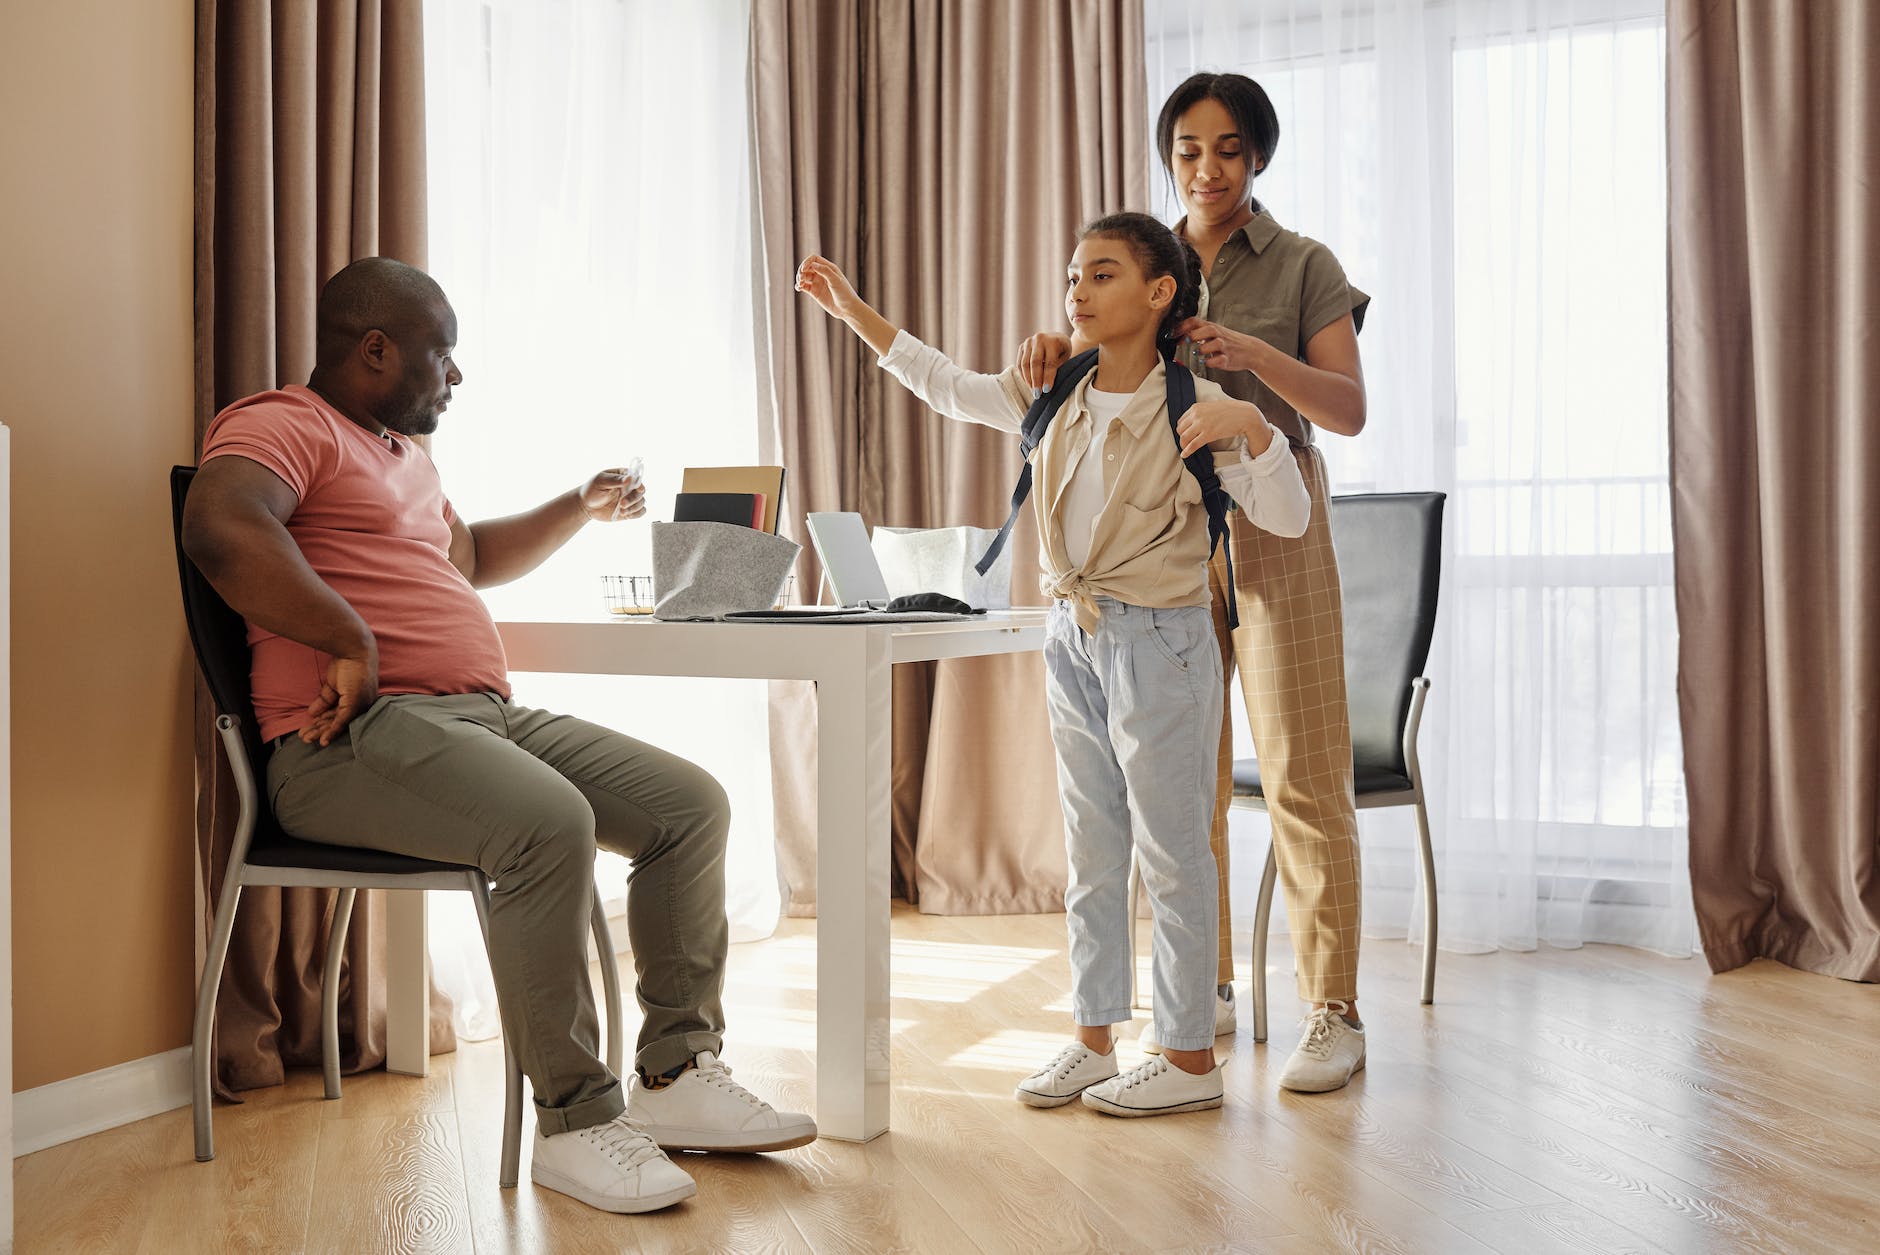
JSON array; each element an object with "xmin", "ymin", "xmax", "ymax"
[{"xmin": 879, "ymin": 330, "xmax": 1310, "ymax": 632}]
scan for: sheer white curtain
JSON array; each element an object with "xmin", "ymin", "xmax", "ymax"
[
  {"xmin": 422, "ymin": 0, "xmax": 772, "ymax": 1039},
  {"xmin": 1146, "ymin": 0, "xmax": 1693, "ymax": 959}
]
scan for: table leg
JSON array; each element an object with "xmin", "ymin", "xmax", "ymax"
[
  {"xmin": 814, "ymin": 632, "xmax": 893, "ymax": 1141},
  {"xmin": 385, "ymin": 888, "xmax": 430, "ymax": 1076}
]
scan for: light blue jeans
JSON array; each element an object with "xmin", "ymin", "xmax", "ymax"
[{"xmin": 1043, "ymin": 598, "xmax": 1223, "ymax": 1052}]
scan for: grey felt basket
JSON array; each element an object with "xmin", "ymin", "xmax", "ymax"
[{"xmin": 651, "ymin": 521, "xmax": 800, "ymax": 620}]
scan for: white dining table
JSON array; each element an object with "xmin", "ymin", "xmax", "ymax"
[{"xmin": 380, "ymin": 608, "xmax": 1050, "ymax": 1142}]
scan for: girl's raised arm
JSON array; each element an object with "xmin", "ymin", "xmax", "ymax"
[
  {"xmin": 796, "ymin": 255, "xmax": 900, "ymax": 356},
  {"xmin": 796, "ymin": 255, "xmax": 1026, "ymax": 434}
]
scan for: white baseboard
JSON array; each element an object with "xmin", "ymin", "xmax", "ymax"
[{"xmin": 12, "ymin": 1047, "xmax": 191, "ymax": 1158}]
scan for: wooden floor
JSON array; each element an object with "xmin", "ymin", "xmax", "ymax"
[{"xmin": 15, "ymin": 906, "xmax": 1880, "ymax": 1254}]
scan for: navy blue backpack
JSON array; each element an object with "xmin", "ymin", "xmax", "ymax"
[{"xmin": 975, "ymin": 347, "xmax": 1239, "ymax": 629}]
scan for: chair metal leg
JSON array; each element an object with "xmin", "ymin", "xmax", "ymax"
[
  {"xmin": 469, "ymin": 873, "xmax": 525, "ymax": 1189},
  {"xmin": 1413, "ymin": 791, "xmax": 1438, "ymax": 1005},
  {"xmin": 321, "ymin": 888, "xmax": 358, "ymax": 1100},
  {"xmin": 1250, "ymin": 843, "xmax": 1278, "ymax": 1044},
  {"xmin": 1126, "ymin": 855, "xmax": 1145, "ymax": 1010},
  {"xmin": 1403, "ymin": 677, "xmax": 1436, "ymax": 1005},
  {"xmin": 192, "ymin": 875, "xmax": 247, "ymax": 1162},
  {"xmin": 590, "ymin": 888, "xmax": 625, "ymax": 1079}
]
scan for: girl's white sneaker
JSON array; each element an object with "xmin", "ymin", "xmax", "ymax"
[
  {"xmin": 1015, "ymin": 1041, "xmax": 1119, "ymax": 1107},
  {"xmin": 1081, "ymin": 1055, "xmax": 1224, "ymax": 1116}
]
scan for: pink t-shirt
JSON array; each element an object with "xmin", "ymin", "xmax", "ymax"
[{"xmin": 201, "ymin": 385, "xmax": 511, "ymax": 742}]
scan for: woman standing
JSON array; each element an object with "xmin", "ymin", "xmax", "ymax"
[{"xmin": 1020, "ymin": 71, "xmax": 1371, "ymax": 1093}]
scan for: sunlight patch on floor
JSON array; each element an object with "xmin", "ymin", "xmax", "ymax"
[
  {"xmin": 722, "ymin": 1004, "xmax": 919, "ymax": 1052},
  {"xmin": 941, "ymin": 1027, "xmax": 1083, "ymax": 1073},
  {"xmin": 887, "ymin": 938, "xmax": 1056, "ymax": 1003},
  {"xmin": 732, "ymin": 934, "xmax": 1059, "ymax": 1004}
]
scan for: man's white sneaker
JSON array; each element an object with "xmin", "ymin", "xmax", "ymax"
[
  {"xmin": 628, "ymin": 1052, "xmax": 818, "ymax": 1152},
  {"xmin": 1014, "ymin": 1041, "xmax": 1119, "ymax": 1108},
  {"xmin": 1278, "ymin": 1001, "xmax": 1366, "ymax": 1093},
  {"xmin": 1140, "ymin": 988, "xmax": 1238, "ymax": 1055},
  {"xmin": 1081, "ymin": 1055, "xmax": 1224, "ymax": 1117},
  {"xmin": 530, "ymin": 1111, "xmax": 696, "ymax": 1213}
]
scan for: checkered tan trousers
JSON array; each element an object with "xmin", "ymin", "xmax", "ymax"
[{"xmin": 1205, "ymin": 445, "xmax": 1362, "ymax": 1001}]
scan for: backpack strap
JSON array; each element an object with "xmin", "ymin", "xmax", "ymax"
[
  {"xmin": 975, "ymin": 349, "xmax": 1100, "ymax": 577},
  {"xmin": 1162, "ymin": 356, "xmax": 1239, "ymax": 631}
]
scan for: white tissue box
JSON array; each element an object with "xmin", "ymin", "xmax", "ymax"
[{"xmin": 870, "ymin": 525, "xmax": 1013, "ymax": 610}]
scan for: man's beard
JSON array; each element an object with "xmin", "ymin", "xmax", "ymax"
[
  {"xmin": 380, "ymin": 388, "xmax": 442, "ymax": 437},
  {"xmin": 395, "ymin": 407, "xmax": 442, "ymax": 437}
]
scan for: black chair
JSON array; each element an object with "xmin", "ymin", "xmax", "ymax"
[
  {"xmin": 171, "ymin": 464, "xmax": 623, "ymax": 1186},
  {"xmin": 1240, "ymin": 491, "xmax": 1445, "ymax": 1042}
]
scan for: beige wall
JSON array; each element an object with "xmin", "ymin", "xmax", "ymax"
[{"xmin": 0, "ymin": 1, "xmax": 197, "ymax": 1091}]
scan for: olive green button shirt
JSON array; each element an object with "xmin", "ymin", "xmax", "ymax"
[{"xmin": 1177, "ymin": 206, "xmax": 1370, "ymax": 448}]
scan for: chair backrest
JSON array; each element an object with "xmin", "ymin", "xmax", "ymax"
[
  {"xmin": 171, "ymin": 465, "xmax": 283, "ymax": 838},
  {"xmin": 1329, "ymin": 492, "xmax": 1445, "ymax": 777}
]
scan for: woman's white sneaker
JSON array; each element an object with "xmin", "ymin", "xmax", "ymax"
[
  {"xmin": 1278, "ymin": 1002, "xmax": 1366, "ymax": 1093},
  {"xmin": 1081, "ymin": 1055, "xmax": 1223, "ymax": 1116},
  {"xmin": 1015, "ymin": 1041, "xmax": 1119, "ymax": 1107},
  {"xmin": 628, "ymin": 1052, "xmax": 818, "ymax": 1152},
  {"xmin": 530, "ymin": 1111, "xmax": 697, "ymax": 1213}
]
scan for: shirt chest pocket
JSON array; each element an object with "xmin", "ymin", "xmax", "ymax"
[{"xmin": 1118, "ymin": 442, "xmax": 1202, "ymax": 515}]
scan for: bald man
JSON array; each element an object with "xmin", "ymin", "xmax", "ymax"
[{"xmin": 184, "ymin": 258, "xmax": 814, "ymax": 1216}]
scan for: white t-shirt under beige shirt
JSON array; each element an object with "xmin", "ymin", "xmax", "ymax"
[{"xmin": 1061, "ymin": 386, "xmax": 1132, "ymax": 568}]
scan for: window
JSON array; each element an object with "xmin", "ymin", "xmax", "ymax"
[
  {"xmin": 422, "ymin": 0, "xmax": 774, "ymax": 1033},
  {"xmin": 1146, "ymin": 0, "xmax": 1689, "ymax": 953}
]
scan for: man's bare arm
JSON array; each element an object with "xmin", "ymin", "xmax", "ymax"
[
  {"xmin": 448, "ymin": 470, "xmax": 644, "ymax": 589},
  {"xmin": 183, "ymin": 458, "xmax": 374, "ymax": 658},
  {"xmin": 451, "ymin": 491, "xmax": 587, "ymax": 589},
  {"xmin": 181, "ymin": 456, "xmax": 378, "ymax": 743}
]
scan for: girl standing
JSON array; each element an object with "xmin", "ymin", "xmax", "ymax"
[
  {"xmin": 1021, "ymin": 73, "xmax": 1372, "ymax": 1093},
  {"xmin": 797, "ymin": 212, "xmax": 1309, "ymax": 1115}
]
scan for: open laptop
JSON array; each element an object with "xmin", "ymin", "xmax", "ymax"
[
  {"xmin": 806, "ymin": 511, "xmax": 894, "ymax": 608},
  {"xmin": 724, "ymin": 512, "xmax": 978, "ymax": 621}
]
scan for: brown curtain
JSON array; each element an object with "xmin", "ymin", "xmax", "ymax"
[
  {"xmin": 1669, "ymin": 0, "xmax": 1880, "ymax": 978},
  {"xmin": 193, "ymin": 0, "xmax": 452, "ymax": 1095},
  {"xmin": 750, "ymin": 0, "xmax": 1147, "ymax": 915}
]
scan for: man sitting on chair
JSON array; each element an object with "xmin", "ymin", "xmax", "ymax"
[{"xmin": 182, "ymin": 256, "xmax": 814, "ymax": 1216}]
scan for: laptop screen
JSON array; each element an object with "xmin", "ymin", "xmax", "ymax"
[{"xmin": 805, "ymin": 512, "xmax": 891, "ymax": 607}]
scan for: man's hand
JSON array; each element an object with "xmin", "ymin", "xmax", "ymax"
[
  {"xmin": 1015, "ymin": 332, "xmax": 1075, "ymax": 392},
  {"xmin": 1177, "ymin": 399, "xmax": 1273, "ymax": 458},
  {"xmin": 1175, "ymin": 317, "xmax": 1267, "ymax": 374},
  {"xmin": 579, "ymin": 468, "xmax": 648, "ymax": 523},
  {"xmin": 300, "ymin": 647, "xmax": 379, "ymax": 746}
]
